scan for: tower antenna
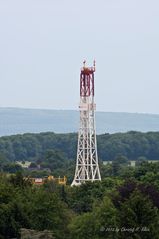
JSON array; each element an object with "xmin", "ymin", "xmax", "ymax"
[{"xmin": 71, "ymin": 61, "xmax": 101, "ymax": 186}]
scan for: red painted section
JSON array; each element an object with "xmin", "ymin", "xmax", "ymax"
[{"xmin": 80, "ymin": 65, "xmax": 95, "ymax": 97}]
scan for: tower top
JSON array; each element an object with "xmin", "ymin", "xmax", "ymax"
[{"xmin": 81, "ymin": 60, "xmax": 96, "ymax": 74}]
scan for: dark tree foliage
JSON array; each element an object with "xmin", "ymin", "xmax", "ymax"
[
  {"xmin": 0, "ymin": 131, "xmax": 159, "ymax": 163},
  {"xmin": 118, "ymin": 190, "xmax": 159, "ymax": 239},
  {"xmin": 113, "ymin": 179, "xmax": 159, "ymax": 210},
  {"xmin": 0, "ymin": 173, "xmax": 71, "ymax": 239},
  {"xmin": 1, "ymin": 166, "xmax": 159, "ymax": 238},
  {"xmin": 1, "ymin": 132, "xmax": 159, "ymax": 238}
]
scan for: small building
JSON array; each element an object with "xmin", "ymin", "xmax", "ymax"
[{"xmin": 27, "ymin": 175, "xmax": 67, "ymax": 186}]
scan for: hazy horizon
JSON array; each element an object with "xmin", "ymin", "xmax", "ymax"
[{"xmin": 0, "ymin": 106, "xmax": 159, "ymax": 115}]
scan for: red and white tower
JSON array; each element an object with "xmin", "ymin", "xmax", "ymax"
[{"xmin": 71, "ymin": 61, "xmax": 101, "ymax": 186}]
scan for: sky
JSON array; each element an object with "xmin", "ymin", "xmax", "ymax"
[{"xmin": 0, "ymin": 0, "xmax": 159, "ymax": 114}]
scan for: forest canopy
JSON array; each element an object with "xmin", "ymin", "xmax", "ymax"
[
  {"xmin": 1, "ymin": 131, "xmax": 159, "ymax": 238},
  {"xmin": 0, "ymin": 131, "xmax": 159, "ymax": 162}
]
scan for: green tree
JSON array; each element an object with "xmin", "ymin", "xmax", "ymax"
[
  {"xmin": 69, "ymin": 196, "xmax": 118, "ymax": 239},
  {"xmin": 119, "ymin": 190, "xmax": 159, "ymax": 239},
  {"xmin": 28, "ymin": 189, "xmax": 71, "ymax": 239},
  {"xmin": 3, "ymin": 163, "xmax": 23, "ymax": 173}
]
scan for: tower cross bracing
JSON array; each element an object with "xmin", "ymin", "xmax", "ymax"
[{"xmin": 71, "ymin": 61, "xmax": 101, "ymax": 186}]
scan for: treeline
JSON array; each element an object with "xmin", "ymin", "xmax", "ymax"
[
  {"xmin": 1, "ymin": 161, "xmax": 159, "ymax": 238},
  {"xmin": 0, "ymin": 131, "xmax": 159, "ymax": 162},
  {"xmin": 0, "ymin": 132, "xmax": 77, "ymax": 162}
]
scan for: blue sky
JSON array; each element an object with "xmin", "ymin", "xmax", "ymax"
[{"xmin": 0, "ymin": 0, "xmax": 159, "ymax": 113}]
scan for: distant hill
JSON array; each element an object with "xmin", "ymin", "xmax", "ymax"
[{"xmin": 0, "ymin": 107, "xmax": 159, "ymax": 136}]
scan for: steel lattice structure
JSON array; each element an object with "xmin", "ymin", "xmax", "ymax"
[{"xmin": 71, "ymin": 61, "xmax": 101, "ymax": 186}]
